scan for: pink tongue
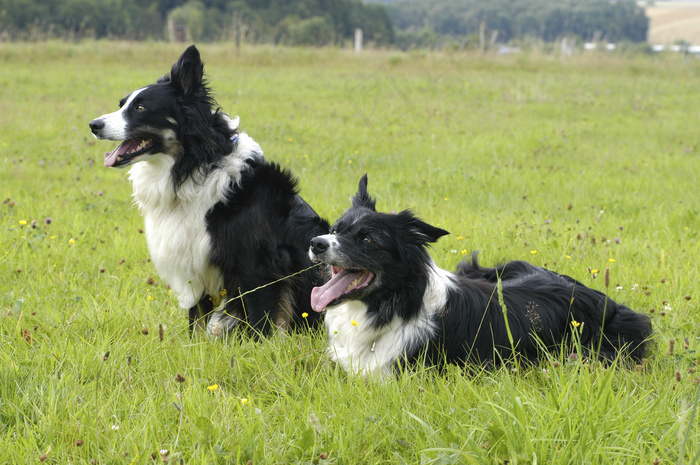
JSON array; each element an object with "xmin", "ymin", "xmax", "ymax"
[
  {"xmin": 104, "ymin": 148, "xmax": 120, "ymax": 167},
  {"xmin": 104, "ymin": 140, "xmax": 142, "ymax": 167},
  {"xmin": 310, "ymin": 269, "xmax": 372, "ymax": 313}
]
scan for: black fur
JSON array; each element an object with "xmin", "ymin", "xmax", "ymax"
[
  {"xmin": 205, "ymin": 160, "xmax": 329, "ymax": 334},
  {"xmin": 440, "ymin": 254, "xmax": 651, "ymax": 366},
  {"xmin": 310, "ymin": 175, "xmax": 652, "ymax": 374}
]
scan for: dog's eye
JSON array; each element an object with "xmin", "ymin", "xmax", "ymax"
[
  {"xmin": 363, "ymin": 237, "xmax": 372, "ymax": 244},
  {"xmin": 135, "ymin": 104, "xmax": 146, "ymax": 112}
]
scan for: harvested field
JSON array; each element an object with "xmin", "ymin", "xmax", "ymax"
[{"xmin": 647, "ymin": 2, "xmax": 700, "ymax": 44}]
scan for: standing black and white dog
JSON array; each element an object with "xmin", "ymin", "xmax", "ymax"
[
  {"xmin": 309, "ymin": 175, "xmax": 652, "ymax": 378},
  {"xmin": 89, "ymin": 45, "xmax": 329, "ymax": 336}
]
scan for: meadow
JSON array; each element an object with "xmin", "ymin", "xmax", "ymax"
[{"xmin": 0, "ymin": 41, "xmax": 699, "ymax": 464}]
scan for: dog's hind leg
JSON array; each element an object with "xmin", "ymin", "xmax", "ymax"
[
  {"xmin": 188, "ymin": 297, "xmax": 214, "ymax": 334},
  {"xmin": 237, "ymin": 284, "xmax": 288, "ymax": 338}
]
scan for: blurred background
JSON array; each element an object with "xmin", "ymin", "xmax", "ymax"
[{"xmin": 1, "ymin": 0, "xmax": 699, "ymax": 55}]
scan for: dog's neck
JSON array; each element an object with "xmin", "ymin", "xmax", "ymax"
[{"xmin": 128, "ymin": 131, "xmax": 263, "ymax": 210}]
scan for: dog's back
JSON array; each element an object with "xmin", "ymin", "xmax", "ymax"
[{"xmin": 455, "ymin": 253, "xmax": 652, "ymax": 364}]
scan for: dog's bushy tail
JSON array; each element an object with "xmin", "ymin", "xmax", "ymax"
[{"xmin": 457, "ymin": 251, "xmax": 500, "ymax": 280}]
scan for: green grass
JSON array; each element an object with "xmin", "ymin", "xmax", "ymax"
[{"xmin": 1, "ymin": 41, "xmax": 699, "ymax": 464}]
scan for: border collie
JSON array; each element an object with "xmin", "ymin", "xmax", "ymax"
[
  {"xmin": 308, "ymin": 175, "xmax": 652, "ymax": 378},
  {"xmin": 89, "ymin": 45, "xmax": 329, "ymax": 336}
]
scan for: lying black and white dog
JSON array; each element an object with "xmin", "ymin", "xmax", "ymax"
[
  {"xmin": 309, "ymin": 175, "xmax": 652, "ymax": 378},
  {"xmin": 89, "ymin": 45, "xmax": 328, "ymax": 336}
]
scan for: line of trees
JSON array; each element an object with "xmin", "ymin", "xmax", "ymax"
[
  {"xmin": 0, "ymin": 0, "xmax": 394, "ymax": 45},
  {"xmin": 382, "ymin": 0, "xmax": 648, "ymax": 49},
  {"xmin": 0, "ymin": 0, "xmax": 648, "ymax": 48}
]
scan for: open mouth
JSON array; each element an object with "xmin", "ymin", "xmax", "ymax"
[
  {"xmin": 310, "ymin": 265, "xmax": 375, "ymax": 313},
  {"xmin": 104, "ymin": 138, "xmax": 153, "ymax": 167}
]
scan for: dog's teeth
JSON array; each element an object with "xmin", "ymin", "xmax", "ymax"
[
  {"xmin": 126, "ymin": 140, "xmax": 150, "ymax": 154},
  {"xmin": 346, "ymin": 277, "xmax": 360, "ymax": 292}
]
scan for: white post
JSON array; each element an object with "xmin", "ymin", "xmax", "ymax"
[{"xmin": 354, "ymin": 28, "xmax": 363, "ymax": 53}]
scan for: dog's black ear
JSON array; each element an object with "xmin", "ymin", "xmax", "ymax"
[
  {"xmin": 351, "ymin": 174, "xmax": 376, "ymax": 211},
  {"xmin": 170, "ymin": 45, "xmax": 204, "ymax": 98},
  {"xmin": 397, "ymin": 210, "xmax": 449, "ymax": 244}
]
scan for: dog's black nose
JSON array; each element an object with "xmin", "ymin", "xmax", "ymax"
[
  {"xmin": 89, "ymin": 119, "xmax": 104, "ymax": 135},
  {"xmin": 310, "ymin": 237, "xmax": 329, "ymax": 255}
]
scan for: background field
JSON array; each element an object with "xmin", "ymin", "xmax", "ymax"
[
  {"xmin": 1, "ymin": 42, "xmax": 699, "ymax": 463},
  {"xmin": 647, "ymin": 1, "xmax": 700, "ymax": 45}
]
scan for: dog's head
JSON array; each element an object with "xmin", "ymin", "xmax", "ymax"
[
  {"xmin": 309, "ymin": 174, "xmax": 448, "ymax": 313},
  {"xmin": 89, "ymin": 45, "xmax": 233, "ymax": 174}
]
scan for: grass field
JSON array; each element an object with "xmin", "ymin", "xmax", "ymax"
[{"xmin": 1, "ymin": 41, "xmax": 699, "ymax": 464}]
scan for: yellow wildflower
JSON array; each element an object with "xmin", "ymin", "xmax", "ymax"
[
  {"xmin": 69, "ymin": 238, "xmax": 76, "ymax": 245},
  {"xmin": 241, "ymin": 398, "xmax": 249, "ymax": 406},
  {"xmin": 571, "ymin": 320, "xmax": 580, "ymax": 328},
  {"xmin": 302, "ymin": 312, "xmax": 309, "ymax": 318},
  {"xmin": 19, "ymin": 220, "xmax": 27, "ymax": 226},
  {"xmin": 207, "ymin": 384, "xmax": 219, "ymax": 392},
  {"xmin": 608, "ymin": 258, "xmax": 615, "ymax": 263},
  {"xmin": 351, "ymin": 319, "xmax": 359, "ymax": 327}
]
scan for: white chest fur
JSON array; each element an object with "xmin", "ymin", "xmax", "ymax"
[
  {"xmin": 324, "ymin": 300, "xmax": 393, "ymax": 378},
  {"xmin": 127, "ymin": 130, "xmax": 262, "ymax": 310},
  {"xmin": 323, "ymin": 262, "xmax": 455, "ymax": 379},
  {"xmin": 128, "ymin": 155, "xmax": 222, "ymax": 309}
]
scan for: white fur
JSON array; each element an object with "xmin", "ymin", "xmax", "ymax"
[
  {"xmin": 128, "ymin": 117, "xmax": 263, "ymax": 310},
  {"xmin": 96, "ymin": 87, "xmax": 146, "ymax": 140},
  {"xmin": 324, "ymin": 260, "xmax": 456, "ymax": 379}
]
